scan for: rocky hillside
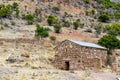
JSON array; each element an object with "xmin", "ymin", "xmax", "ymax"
[
  {"xmin": 0, "ymin": 0, "xmax": 120, "ymax": 44},
  {"xmin": 0, "ymin": 0, "xmax": 119, "ymax": 80}
]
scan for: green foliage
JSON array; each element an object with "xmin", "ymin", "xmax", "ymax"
[
  {"xmin": 12, "ymin": 2, "xmax": 18, "ymax": 10},
  {"xmin": 91, "ymin": 9, "xmax": 95, "ymax": 15},
  {"xmin": 96, "ymin": 0, "xmax": 113, "ymax": 8},
  {"xmin": 98, "ymin": 14, "xmax": 110, "ymax": 22},
  {"xmin": 105, "ymin": 23, "xmax": 120, "ymax": 34},
  {"xmin": 49, "ymin": 36, "xmax": 56, "ymax": 41},
  {"xmin": 52, "ymin": 6, "xmax": 60, "ymax": 12},
  {"xmin": 0, "ymin": 4, "xmax": 12, "ymax": 18},
  {"xmin": 35, "ymin": 24, "xmax": 49, "ymax": 39},
  {"xmin": 85, "ymin": 10, "xmax": 90, "ymax": 16},
  {"xmin": 115, "ymin": 3, "xmax": 120, "ymax": 10},
  {"xmin": 96, "ymin": 0, "xmax": 120, "ymax": 10},
  {"xmin": 98, "ymin": 35, "xmax": 120, "ymax": 50},
  {"xmin": 84, "ymin": 0, "xmax": 90, "ymax": 4},
  {"xmin": 54, "ymin": 24, "xmax": 62, "ymax": 33},
  {"xmin": 85, "ymin": 10, "xmax": 95, "ymax": 16},
  {"xmin": 107, "ymin": 12, "xmax": 114, "ymax": 19},
  {"xmin": 73, "ymin": 21, "xmax": 79, "ymax": 30},
  {"xmin": 107, "ymin": 29, "xmax": 118, "ymax": 36},
  {"xmin": 115, "ymin": 10, "xmax": 120, "ymax": 19},
  {"xmin": 25, "ymin": 14, "xmax": 34, "ymax": 24},
  {"xmin": 16, "ymin": 9, "xmax": 20, "ymax": 17},
  {"xmin": 47, "ymin": 15, "xmax": 57, "ymax": 26}
]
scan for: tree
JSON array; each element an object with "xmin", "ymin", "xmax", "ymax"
[
  {"xmin": 73, "ymin": 21, "xmax": 79, "ymax": 30},
  {"xmin": 98, "ymin": 35, "xmax": 120, "ymax": 65},
  {"xmin": 54, "ymin": 24, "xmax": 62, "ymax": 33},
  {"xmin": 98, "ymin": 35, "xmax": 120, "ymax": 53},
  {"xmin": 25, "ymin": 14, "xmax": 34, "ymax": 25},
  {"xmin": 98, "ymin": 14, "xmax": 110, "ymax": 22},
  {"xmin": 35, "ymin": 24, "xmax": 49, "ymax": 39},
  {"xmin": 47, "ymin": 15, "xmax": 57, "ymax": 26}
]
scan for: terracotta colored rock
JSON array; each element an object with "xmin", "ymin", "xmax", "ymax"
[{"xmin": 21, "ymin": 52, "xmax": 30, "ymax": 58}]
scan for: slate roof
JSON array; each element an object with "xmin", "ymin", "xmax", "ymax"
[{"xmin": 69, "ymin": 40, "xmax": 106, "ymax": 49}]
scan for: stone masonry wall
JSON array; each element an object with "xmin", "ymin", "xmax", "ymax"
[{"xmin": 54, "ymin": 40, "xmax": 107, "ymax": 70}]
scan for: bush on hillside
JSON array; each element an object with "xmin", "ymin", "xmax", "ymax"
[
  {"xmin": 35, "ymin": 24, "xmax": 49, "ymax": 39},
  {"xmin": 54, "ymin": 24, "xmax": 62, "ymax": 33},
  {"xmin": 25, "ymin": 14, "xmax": 34, "ymax": 25},
  {"xmin": 98, "ymin": 14, "xmax": 110, "ymax": 22}
]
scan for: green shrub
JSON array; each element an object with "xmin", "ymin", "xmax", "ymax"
[
  {"xmin": 115, "ymin": 11, "xmax": 120, "ymax": 19},
  {"xmin": 0, "ymin": 4, "xmax": 12, "ymax": 18},
  {"xmin": 98, "ymin": 14, "xmax": 110, "ymax": 22},
  {"xmin": 12, "ymin": 2, "xmax": 18, "ymax": 10},
  {"xmin": 107, "ymin": 29, "xmax": 118, "ymax": 36},
  {"xmin": 54, "ymin": 24, "xmax": 62, "ymax": 33},
  {"xmin": 35, "ymin": 24, "xmax": 49, "ymax": 39},
  {"xmin": 84, "ymin": 0, "xmax": 90, "ymax": 4},
  {"xmin": 98, "ymin": 35, "xmax": 120, "ymax": 50},
  {"xmin": 52, "ymin": 6, "xmax": 60, "ymax": 12},
  {"xmin": 73, "ymin": 21, "xmax": 79, "ymax": 30},
  {"xmin": 91, "ymin": 9, "xmax": 95, "ymax": 15},
  {"xmin": 47, "ymin": 15, "xmax": 57, "ymax": 26},
  {"xmin": 25, "ymin": 14, "xmax": 34, "ymax": 25},
  {"xmin": 85, "ymin": 10, "xmax": 90, "ymax": 16},
  {"xmin": 105, "ymin": 23, "xmax": 120, "ymax": 34},
  {"xmin": 49, "ymin": 36, "xmax": 56, "ymax": 41},
  {"xmin": 16, "ymin": 9, "xmax": 20, "ymax": 17}
]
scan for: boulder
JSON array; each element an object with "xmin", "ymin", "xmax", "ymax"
[{"xmin": 21, "ymin": 52, "xmax": 30, "ymax": 58}]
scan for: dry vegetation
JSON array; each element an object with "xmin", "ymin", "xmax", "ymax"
[{"xmin": 0, "ymin": 0, "xmax": 119, "ymax": 80}]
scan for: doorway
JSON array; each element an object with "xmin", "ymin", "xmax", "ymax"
[{"xmin": 65, "ymin": 61, "xmax": 70, "ymax": 70}]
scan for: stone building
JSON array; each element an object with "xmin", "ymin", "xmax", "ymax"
[
  {"xmin": 112, "ymin": 49, "xmax": 120, "ymax": 72},
  {"xmin": 54, "ymin": 40, "xmax": 107, "ymax": 70}
]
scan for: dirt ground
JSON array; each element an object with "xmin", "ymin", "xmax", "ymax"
[
  {"xmin": 0, "ymin": 67, "xmax": 118, "ymax": 80},
  {"xmin": 0, "ymin": 16, "xmax": 117, "ymax": 80},
  {"xmin": 0, "ymin": 40, "xmax": 119, "ymax": 80}
]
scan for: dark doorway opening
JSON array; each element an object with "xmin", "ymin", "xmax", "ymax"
[{"xmin": 65, "ymin": 61, "xmax": 70, "ymax": 70}]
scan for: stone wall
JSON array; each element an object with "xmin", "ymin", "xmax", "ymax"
[
  {"xmin": 54, "ymin": 40, "xmax": 107, "ymax": 70},
  {"xmin": 112, "ymin": 49, "xmax": 120, "ymax": 72},
  {"xmin": 0, "ymin": 38, "xmax": 45, "ymax": 44}
]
